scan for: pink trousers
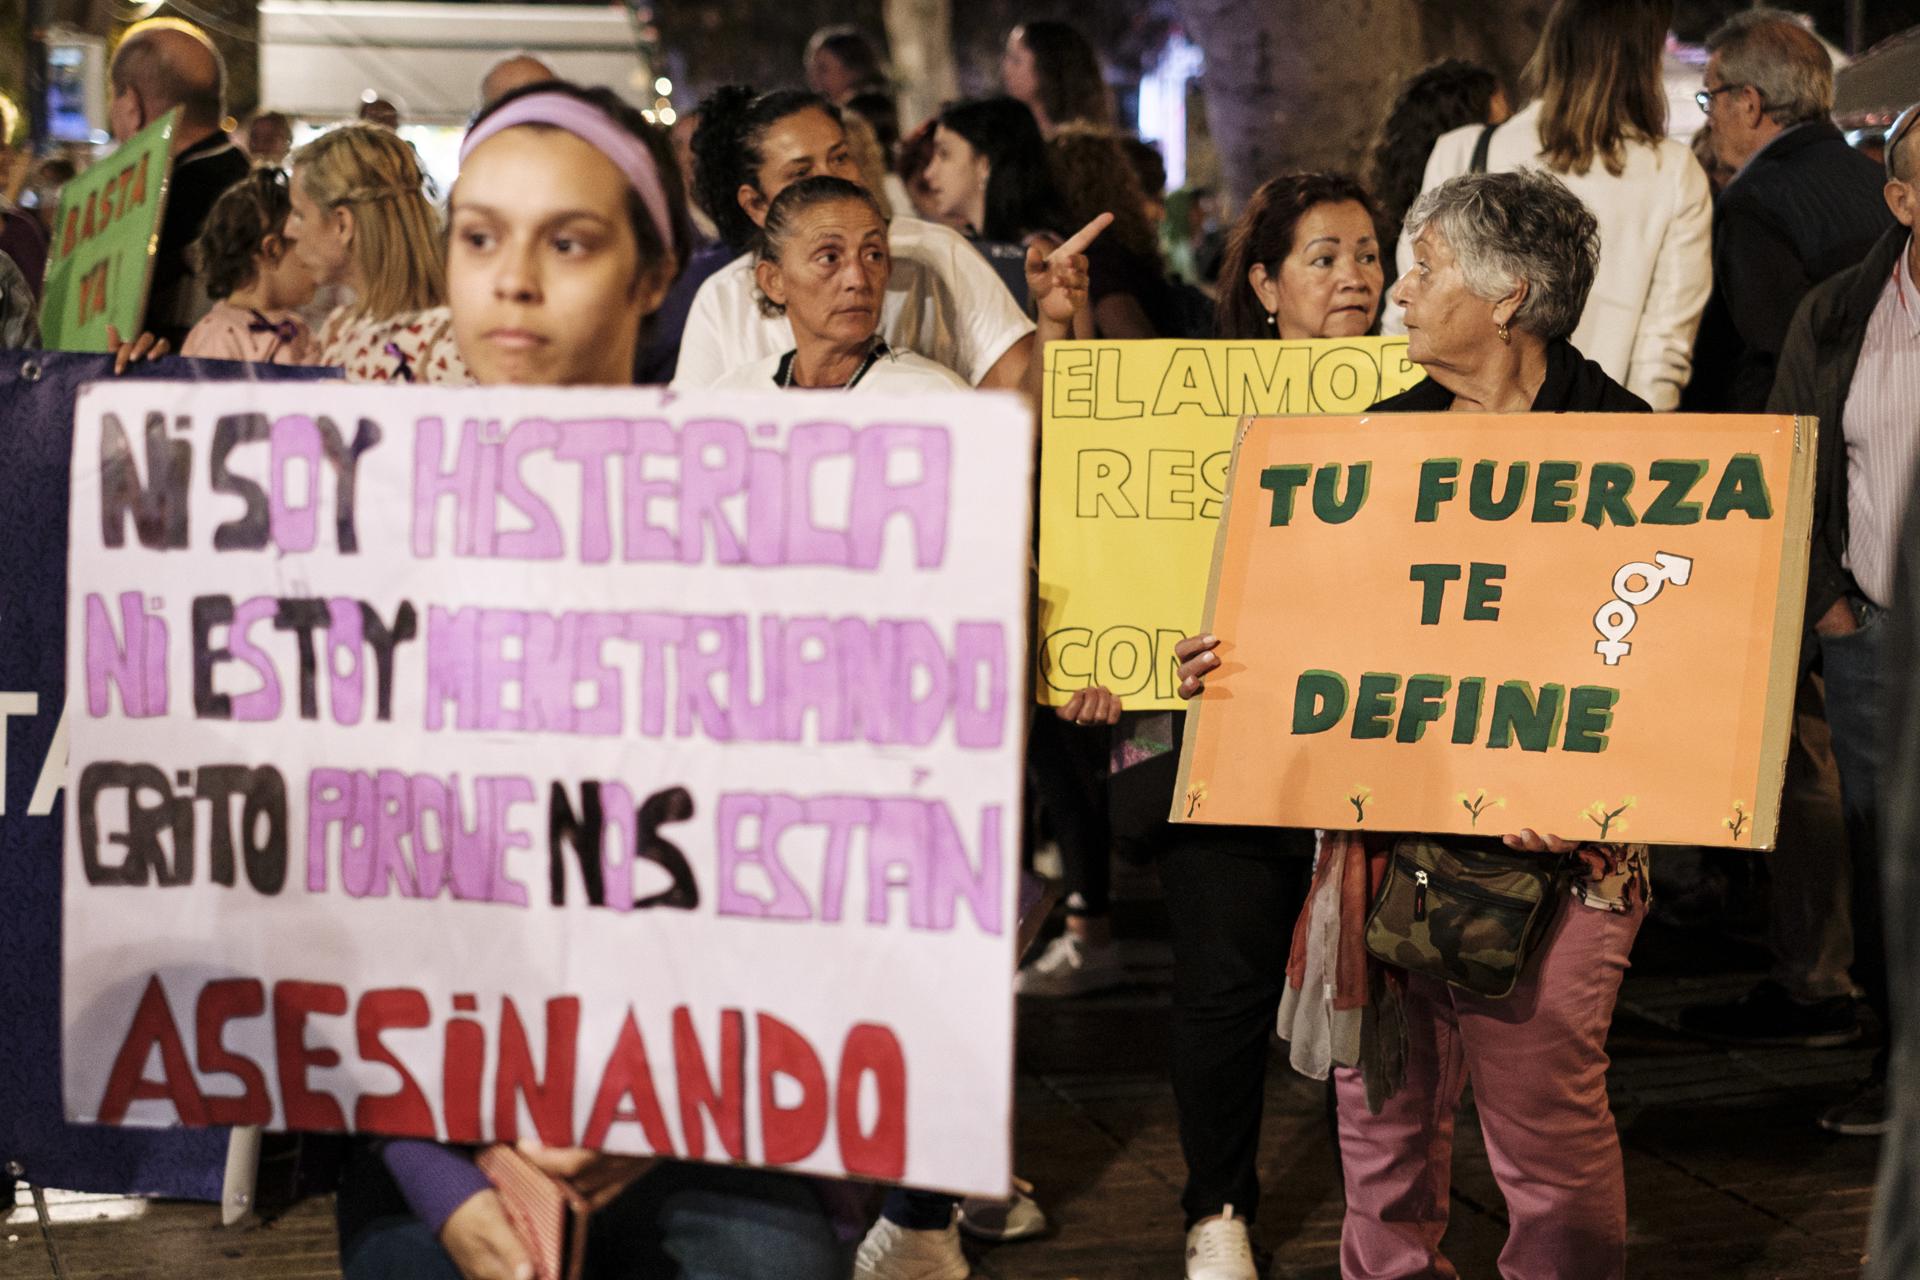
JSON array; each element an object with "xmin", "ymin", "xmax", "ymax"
[{"xmin": 1334, "ymin": 897, "xmax": 1646, "ymax": 1280}]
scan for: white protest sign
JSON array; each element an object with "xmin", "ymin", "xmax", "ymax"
[{"xmin": 63, "ymin": 381, "xmax": 1031, "ymax": 1196}]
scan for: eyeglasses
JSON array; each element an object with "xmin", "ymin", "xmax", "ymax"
[
  {"xmin": 1695, "ymin": 83, "xmax": 1745, "ymax": 113},
  {"xmin": 1888, "ymin": 103, "xmax": 1920, "ymax": 181}
]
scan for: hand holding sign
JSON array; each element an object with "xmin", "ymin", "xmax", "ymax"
[
  {"xmin": 441, "ymin": 1191, "xmax": 534, "ymax": 1280},
  {"xmin": 1173, "ymin": 633, "xmax": 1219, "ymax": 700},
  {"xmin": 105, "ymin": 324, "xmax": 170, "ymax": 375},
  {"xmin": 1027, "ymin": 212, "xmax": 1111, "ymax": 328}
]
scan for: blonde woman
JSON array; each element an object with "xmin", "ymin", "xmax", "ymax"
[
  {"xmin": 1384, "ymin": 0, "xmax": 1711, "ymax": 410},
  {"xmin": 285, "ymin": 122, "xmax": 469, "ymax": 383}
]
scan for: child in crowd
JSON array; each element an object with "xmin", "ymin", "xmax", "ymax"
[{"xmin": 180, "ymin": 167, "xmax": 320, "ymax": 364}]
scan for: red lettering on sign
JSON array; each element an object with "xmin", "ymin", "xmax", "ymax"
[
  {"xmin": 76, "ymin": 260, "xmax": 110, "ymax": 327},
  {"xmin": 97, "ymin": 976, "xmax": 211, "ymax": 1125},
  {"xmin": 756, "ymin": 1013, "xmax": 829, "ymax": 1165},
  {"xmin": 837, "ymin": 1023, "xmax": 908, "ymax": 1179},
  {"xmin": 195, "ymin": 979, "xmax": 272, "ymax": 1126},
  {"xmin": 273, "ymin": 980, "xmax": 348, "ymax": 1129},
  {"xmin": 581, "ymin": 1009, "xmax": 677, "ymax": 1153},
  {"xmin": 354, "ymin": 987, "xmax": 436, "ymax": 1135},
  {"xmin": 672, "ymin": 1007, "xmax": 746, "ymax": 1160},
  {"xmin": 493, "ymin": 996, "xmax": 580, "ymax": 1146},
  {"xmin": 443, "ymin": 1001, "xmax": 486, "ymax": 1143}
]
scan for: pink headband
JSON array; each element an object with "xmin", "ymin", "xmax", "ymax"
[{"xmin": 461, "ymin": 92, "xmax": 675, "ymax": 253}]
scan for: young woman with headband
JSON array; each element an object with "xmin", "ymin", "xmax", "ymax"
[{"xmin": 333, "ymin": 81, "xmax": 850, "ymax": 1280}]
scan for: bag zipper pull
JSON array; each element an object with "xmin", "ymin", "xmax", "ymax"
[{"xmin": 1413, "ymin": 869, "xmax": 1429, "ymax": 922}]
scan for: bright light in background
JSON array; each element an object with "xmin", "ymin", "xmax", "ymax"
[
  {"xmin": 1136, "ymin": 34, "xmax": 1203, "ymax": 190},
  {"xmin": 655, "ymin": 76, "xmax": 672, "ymax": 97},
  {"xmin": 659, "ymin": 107, "xmax": 677, "ymax": 125}
]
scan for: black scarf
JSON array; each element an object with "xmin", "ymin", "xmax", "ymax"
[{"xmin": 1371, "ymin": 338, "xmax": 1651, "ymax": 414}]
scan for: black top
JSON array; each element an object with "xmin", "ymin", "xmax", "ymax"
[
  {"xmin": 1370, "ymin": 337, "xmax": 1651, "ymax": 414},
  {"xmin": 146, "ymin": 133, "xmax": 252, "ymax": 347},
  {"xmin": 1683, "ymin": 121, "xmax": 1894, "ymax": 413},
  {"xmin": 1766, "ymin": 224, "xmax": 1910, "ymax": 638},
  {"xmin": 1086, "ymin": 237, "xmax": 1186, "ymax": 337},
  {"xmin": 969, "ymin": 236, "xmax": 1032, "ymax": 309}
]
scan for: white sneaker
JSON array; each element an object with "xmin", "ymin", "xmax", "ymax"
[
  {"xmin": 852, "ymin": 1211, "xmax": 970, "ymax": 1280},
  {"xmin": 1185, "ymin": 1205, "xmax": 1256, "ymax": 1280},
  {"xmin": 1013, "ymin": 933, "xmax": 1126, "ymax": 998},
  {"xmin": 957, "ymin": 1185, "xmax": 1048, "ymax": 1241}
]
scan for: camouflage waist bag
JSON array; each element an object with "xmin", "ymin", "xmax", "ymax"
[{"xmin": 1362, "ymin": 836, "xmax": 1577, "ymax": 999}]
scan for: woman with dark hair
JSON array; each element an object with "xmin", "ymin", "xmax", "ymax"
[
  {"xmin": 1095, "ymin": 171, "xmax": 1387, "ymax": 1280},
  {"xmin": 675, "ymin": 83, "xmax": 1036, "ymax": 390},
  {"xmin": 921, "ymin": 96, "xmax": 1070, "ymax": 302},
  {"xmin": 1384, "ymin": 0, "xmax": 1710, "ymax": 410},
  {"xmin": 894, "ymin": 119, "xmax": 949, "ymax": 225},
  {"xmin": 333, "ymin": 78, "xmax": 857, "ymax": 1280},
  {"xmin": 1048, "ymin": 123, "xmax": 1180, "ymax": 338},
  {"xmin": 1369, "ymin": 59, "xmax": 1508, "ymax": 257},
  {"xmin": 1214, "ymin": 172, "xmax": 1385, "ymax": 341},
  {"xmin": 1002, "ymin": 20, "xmax": 1114, "ymax": 137}
]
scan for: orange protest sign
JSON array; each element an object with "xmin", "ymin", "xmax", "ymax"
[{"xmin": 1173, "ymin": 413, "xmax": 1814, "ymax": 849}]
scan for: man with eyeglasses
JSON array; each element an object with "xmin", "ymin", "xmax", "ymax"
[
  {"xmin": 1681, "ymin": 9, "xmax": 1891, "ymax": 414},
  {"xmin": 1740, "ymin": 103, "xmax": 1920, "ymax": 1142}
]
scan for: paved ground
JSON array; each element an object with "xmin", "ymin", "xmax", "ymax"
[{"xmin": 1, "ymin": 907, "xmax": 1884, "ymax": 1279}]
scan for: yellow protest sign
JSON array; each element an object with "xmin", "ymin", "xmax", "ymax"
[
  {"xmin": 1174, "ymin": 412, "xmax": 1814, "ymax": 850},
  {"xmin": 1036, "ymin": 339, "xmax": 1424, "ymax": 708}
]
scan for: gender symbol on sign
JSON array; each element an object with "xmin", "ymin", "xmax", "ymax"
[{"xmin": 1592, "ymin": 552, "xmax": 1694, "ymax": 666}]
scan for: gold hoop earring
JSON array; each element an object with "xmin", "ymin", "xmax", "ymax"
[{"xmin": 1496, "ymin": 321, "xmax": 1511, "ymax": 345}]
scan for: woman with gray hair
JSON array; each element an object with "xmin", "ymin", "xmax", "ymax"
[
  {"xmin": 1171, "ymin": 169, "xmax": 1651, "ymax": 1280},
  {"xmin": 1383, "ymin": 167, "xmax": 1646, "ymax": 414}
]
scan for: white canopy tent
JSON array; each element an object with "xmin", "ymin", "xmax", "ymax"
[{"xmin": 259, "ymin": 0, "xmax": 660, "ymax": 125}]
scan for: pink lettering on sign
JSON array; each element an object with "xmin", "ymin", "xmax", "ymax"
[
  {"xmin": 411, "ymin": 416, "xmax": 951, "ymax": 569},
  {"xmin": 715, "ymin": 792, "xmax": 1004, "ymax": 935},
  {"xmin": 306, "ymin": 768, "xmax": 534, "ymax": 906},
  {"xmin": 420, "ymin": 607, "xmax": 1008, "ymax": 748},
  {"xmin": 84, "ymin": 591, "xmax": 170, "ymax": 719}
]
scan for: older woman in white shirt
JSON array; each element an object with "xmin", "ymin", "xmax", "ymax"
[
  {"xmin": 678, "ymin": 86, "xmax": 1036, "ymax": 393},
  {"xmin": 1383, "ymin": 0, "xmax": 1711, "ymax": 410},
  {"xmin": 716, "ymin": 175, "xmax": 1103, "ymax": 395}
]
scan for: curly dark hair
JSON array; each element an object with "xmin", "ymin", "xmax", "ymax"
[
  {"xmin": 1046, "ymin": 124, "xmax": 1157, "ymax": 260},
  {"xmin": 692, "ymin": 85, "xmax": 842, "ymax": 253},
  {"xmin": 470, "ymin": 79, "xmax": 695, "ymax": 284},
  {"xmin": 1213, "ymin": 172, "xmax": 1383, "ymax": 341},
  {"xmin": 1368, "ymin": 60, "xmax": 1502, "ymax": 257},
  {"xmin": 192, "ymin": 166, "xmax": 294, "ymax": 301}
]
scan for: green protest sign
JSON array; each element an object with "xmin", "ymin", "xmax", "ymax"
[{"xmin": 39, "ymin": 109, "xmax": 178, "ymax": 352}]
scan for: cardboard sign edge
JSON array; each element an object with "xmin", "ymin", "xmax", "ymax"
[
  {"xmin": 1168, "ymin": 412, "xmax": 1258, "ymax": 825},
  {"xmin": 1742, "ymin": 414, "xmax": 1818, "ymax": 852}
]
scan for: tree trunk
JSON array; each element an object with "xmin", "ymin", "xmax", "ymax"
[
  {"xmin": 884, "ymin": 0, "xmax": 957, "ymax": 131},
  {"xmin": 1178, "ymin": 0, "xmax": 1550, "ymax": 209}
]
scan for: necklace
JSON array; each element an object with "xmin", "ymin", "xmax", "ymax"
[{"xmin": 777, "ymin": 339, "xmax": 889, "ymax": 389}]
